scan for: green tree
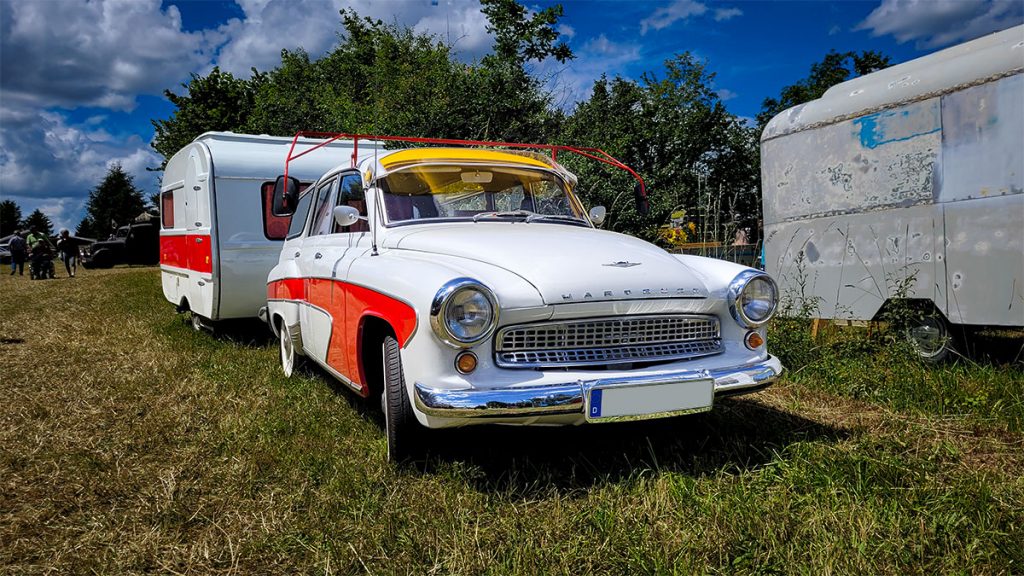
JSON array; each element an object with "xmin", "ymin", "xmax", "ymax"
[
  {"xmin": 564, "ymin": 54, "xmax": 759, "ymax": 241},
  {"xmin": 1, "ymin": 199, "xmax": 22, "ymax": 236},
  {"xmin": 22, "ymin": 209, "xmax": 54, "ymax": 237},
  {"xmin": 77, "ymin": 164, "xmax": 147, "ymax": 240},
  {"xmin": 756, "ymin": 50, "xmax": 890, "ymax": 132},
  {"xmin": 151, "ymin": 67, "xmax": 257, "ymax": 167}
]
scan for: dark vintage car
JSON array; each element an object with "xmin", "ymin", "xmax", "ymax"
[{"xmin": 82, "ymin": 222, "xmax": 159, "ymax": 268}]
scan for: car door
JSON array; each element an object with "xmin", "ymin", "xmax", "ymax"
[
  {"xmin": 323, "ymin": 171, "xmax": 374, "ymax": 389},
  {"xmin": 296, "ymin": 176, "xmax": 340, "ymax": 366}
]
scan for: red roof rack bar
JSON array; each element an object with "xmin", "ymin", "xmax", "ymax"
[{"xmin": 282, "ymin": 131, "xmax": 647, "ymax": 200}]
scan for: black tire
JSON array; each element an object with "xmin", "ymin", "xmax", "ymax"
[
  {"xmin": 382, "ymin": 335, "xmax": 422, "ymax": 463},
  {"xmin": 905, "ymin": 311, "xmax": 956, "ymax": 363},
  {"xmin": 279, "ymin": 320, "xmax": 301, "ymax": 377}
]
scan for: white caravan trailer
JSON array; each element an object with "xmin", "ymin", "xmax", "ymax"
[
  {"xmin": 159, "ymin": 132, "xmax": 380, "ymax": 327},
  {"xmin": 762, "ymin": 25, "xmax": 1023, "ymax": 360}
]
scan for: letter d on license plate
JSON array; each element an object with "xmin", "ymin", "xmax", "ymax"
[{"xmin": 586, "ymin": 379, "xmax": 713, "ymax": 422}]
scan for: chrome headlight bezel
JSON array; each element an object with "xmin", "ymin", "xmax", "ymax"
[
  {"xmin": 728, "ymin": 270, "xmax": 779, "ymax": 328},
  {"xmin": 430, "ymin": 278, "xmax": 499, "ymax": 348}
]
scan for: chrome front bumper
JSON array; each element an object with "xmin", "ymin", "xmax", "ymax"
[{"xmin": 413, "ymin": 356, "xmax": 782, "ymax": 419}]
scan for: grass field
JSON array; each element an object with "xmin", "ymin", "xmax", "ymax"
[{"xmin": 2, "ymin": 267, "xmax": 1022, "ymax": 574}]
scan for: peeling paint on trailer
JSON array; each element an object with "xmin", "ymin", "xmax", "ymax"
[{"xmin": 763, "ymin": 55, "xmax": 1023, "ymax": 328}]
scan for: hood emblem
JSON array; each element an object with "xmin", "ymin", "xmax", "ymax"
[{"xmin": 603, "ymin": 261, "xmax": 641, "ymax": 268}]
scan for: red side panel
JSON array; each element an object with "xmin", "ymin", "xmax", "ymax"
[
  {"xmin": 161, "ymin": 234, "xmax": 212, "ymax": 274},
  {"xmin": 188, "ymin": 234, "xmax": 213, "ymax": 274},
  {"xmin": 160, "ymin": 235, "xmax": 188, "ymax": 268},
  {"xmin": 268, "ymin": 278, "xmax": 417, "ymax": 396},
  {"xmin": 268, "ymin": 278, "xmax": 305, "ymax": 301}
]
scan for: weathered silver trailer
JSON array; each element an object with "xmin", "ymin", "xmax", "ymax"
[{"xmin": 761, "ymin": 25, "xmax": 1024, "ymax": 360}]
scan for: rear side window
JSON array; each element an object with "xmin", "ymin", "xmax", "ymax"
[
  {"xmin": 287, "ymin": 190, "xmax": 314, "ymax": 239},
  {"xmin": 262, "ymin": 181, "xmax": 311, "ymax": 240},
  {"xmin": 161, "ymin": 190, "xmax": 174, "ymax": 229}
]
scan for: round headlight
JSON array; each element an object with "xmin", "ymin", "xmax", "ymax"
[
  {"xmin": 728, "ymin": 271, "xmax": 778, "ymax": 327},
  {"xmin": 430, "ymin": 278, "xmax": 498, "ymax": 347}
]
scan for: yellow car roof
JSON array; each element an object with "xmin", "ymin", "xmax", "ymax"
[{"xmin": 380, "ymin": 148, "xmax": 553, "ymax": 170}]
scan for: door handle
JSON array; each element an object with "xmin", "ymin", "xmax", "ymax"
[
  {"xmin": 195, "ymin": 237, "xmax": 203, "ymax": 243},
  {"xmin": 294, "ymin": 251, "xmax": 300, "ymax": 258},
  {"xmin": 315, "ymin": 252, "xmax": 323, "ymax": 259}
]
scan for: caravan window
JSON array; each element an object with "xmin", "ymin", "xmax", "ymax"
[
  {"xmin": 161, "ymin": 190, "xmax": 174, "ymax": 229},
  {"xmin": 262, "ymin": 181, "xmax": 311, "ymax": 240}
]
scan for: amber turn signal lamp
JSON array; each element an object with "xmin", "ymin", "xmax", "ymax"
[
  {"xmin": 455, "ymin": 351, "xmax": 478, "ymax": 374},
  {"xmin": 745, "ymin": 331, "xmax": 764, "ymax": 350}
]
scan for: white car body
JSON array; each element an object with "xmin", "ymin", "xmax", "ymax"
[
  {"xmin": 265, "ymin": 146, "xmax": 782, "ymax": 450},
  {"xmin": 158, "ymin": 132, "xmax": 380, "ymax": 323}
]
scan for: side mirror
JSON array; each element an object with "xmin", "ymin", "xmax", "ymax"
[
  {"xmin": 634, "ymin": 182, "xmax": 650, "ymax": 215},
  {"xmin": 273, "ymin": 175, "xmax": 301, "ymax": 216},
  {"xmin": 589, "ymin": 205, "xmax": 607, "ymax": 226},
  {"xmin": 333, "ymin": 205, "xmax": 362, "ymax": 228}
]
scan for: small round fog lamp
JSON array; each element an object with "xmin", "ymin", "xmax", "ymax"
[
  {"xmin": 455, "ymin": 351, "xmax": 478, "ymax": 374},
  {"xmin": 745, "ymin": 331, "xmax": 765, "ymax": 350}
]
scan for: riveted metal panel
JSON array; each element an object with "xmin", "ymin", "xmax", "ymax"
[
  {"xmin": 762, "ymin": 98, "xmax": 941, "ymax": 225},
  {"xmin": 939, "ymin": 73, "xmax": 1024, "ymax": 203}
]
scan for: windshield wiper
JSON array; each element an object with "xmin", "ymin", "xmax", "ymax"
[
  {"xmin": 472, "ymin": 210, "xmax": 534, "ymax": 222},
  {"xmin": 524, "ymin": 214, "xmax": 588, "ymax": 225}
]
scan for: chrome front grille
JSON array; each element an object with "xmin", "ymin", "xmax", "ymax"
[{"xmin": 495, "ymin": 315, "xmax": 721, "ymax": 368}]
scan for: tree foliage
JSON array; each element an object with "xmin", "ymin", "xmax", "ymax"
[
  {"xmin": 564, "ymin": 54, "xmax": 760, "ymax": 241},
  {"xmin": 22, "ymin": 209, "xmax": 54, "ymax": 237},
  {"xmin": 77, "ymin": 163, "xmax": 147, "ymax": 240},
  {"xmin": 1, "ymin": 199, "xmax": 22, "ymax": 236},
  {"xmin": 756, "ymin": 50, "xmax": 891, "ymax": 132}
]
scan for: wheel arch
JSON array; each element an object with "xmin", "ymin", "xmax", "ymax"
[{"xmin": 358, "ymin": 314, "xmax": 399, "ymax": 400}]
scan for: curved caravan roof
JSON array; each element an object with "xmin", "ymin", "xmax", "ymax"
[
  {"xmin": 161, "ymin": 131, "xmax": 383, "ymax": 190},
  {"xmin": 762, "ymin": 25, "xmax": 1024, "ymax": 142}
]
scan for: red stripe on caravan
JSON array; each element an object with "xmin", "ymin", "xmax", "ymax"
[{"xmin": 160, "ymin": 234, "xmax": 212, "ymax": 273}]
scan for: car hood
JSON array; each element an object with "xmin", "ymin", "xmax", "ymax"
[{"xmin": 383, "ymin": 222, "xmax": 710, "ymax": 305}]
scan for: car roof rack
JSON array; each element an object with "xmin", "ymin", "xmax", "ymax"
[{"xmin": 282, "ymin": 131, "xmax": 648, "ymax": 202}]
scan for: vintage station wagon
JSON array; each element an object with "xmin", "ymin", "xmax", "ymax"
[{"xmin": 264, "ymin": 134, "xmax": 783, "ymax": 462}]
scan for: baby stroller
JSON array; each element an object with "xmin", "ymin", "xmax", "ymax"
[{"xmin": 30, "ymin": 244, "xmax": 56, "ymax": 280}]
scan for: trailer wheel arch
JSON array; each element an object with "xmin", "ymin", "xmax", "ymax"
[
  {"xmin": 874, "ymin": 298, "xmax": 959, "ymax": 362},
  {"xmin": 176, "ymin": 297, "xmax": 191, "ymax": 314}
]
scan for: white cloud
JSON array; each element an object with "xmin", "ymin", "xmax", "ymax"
[
  {"xmin": 829, "ymin": 24, "xmax": 842, "ymax": 36},
  {"xmin": 539, "ymin": 34, "xmax": 643, "ymax": 109},
  {"xmin": 714, "ymin": 7, "xmax": 743, "ymax": 21},
  {"xmin": 640, "ymin": 0, "xmax": 708, "ymax": 34},
  {"xmin": 0, "ymin": 0, "xmax": 220, "ymax": 111},
  {"xmin": 856, "ymin": 0, "xmax": 1024, "ymax": 48},
  {"xmin": 558, "ymin": 24, "xmax": 576, "ymax": 39},
  {"xmin": 716, "ymin": 88, "xmax": 738, "ymax": 101},
  {"xmin": 0, "ymin": 104, "xmax": 161, "ymax": 230}
]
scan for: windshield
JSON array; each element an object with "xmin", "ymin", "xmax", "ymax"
[{"xmin": 379, "ymin": 164, "xmax": 586, "ymax": 225}]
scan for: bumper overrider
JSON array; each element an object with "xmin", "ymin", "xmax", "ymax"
[{"xmin": 413, "ymin": 356, "xmax": 782, "ymax": 422}]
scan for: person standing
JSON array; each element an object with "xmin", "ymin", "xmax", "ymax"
[
  {"xmin": 56, "ymin": 229, "xmax": 78, "ymax": 278},
  {"xmin": 26, "ymin": 226, "xmax": 54, "ymax": 279},
  {"xmin": 9, "ymin": 230, "xmax": 27, "ymax": 275}
]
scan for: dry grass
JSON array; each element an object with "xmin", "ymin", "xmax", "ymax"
[{"xmin": 1, "ymin": 267, "xmax": 1022, "ymax": 574}]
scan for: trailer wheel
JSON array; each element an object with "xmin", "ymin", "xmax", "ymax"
[
  {"xmin": 382, "ymin": 335, "xmax": 422, "ymax": 464},
  {"xmin": 906, "ymin": 311, "xmax": 956, "ymax": 363},
  {"xmin": 279, "ymin": 321, "xmax": 301, "ymax": 377}
]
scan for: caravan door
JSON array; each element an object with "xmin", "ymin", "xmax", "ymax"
[{"xmin": 185, "ymin": 148, "xmax": 215, "ymax": 320}]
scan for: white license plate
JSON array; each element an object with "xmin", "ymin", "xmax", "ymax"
[{"xmin": 586, "ymin": 379, "xmax": 714, "ymax": 422}]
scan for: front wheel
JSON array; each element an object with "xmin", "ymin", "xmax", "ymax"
[
  {"xmin": 382, "ymin": 335, "xmax": 422, "ymax": 463},
  {"xmin": 906, "ymin": 312, "xmax": 956, "ymax": 363}
]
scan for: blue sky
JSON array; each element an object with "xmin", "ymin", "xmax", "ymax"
[{"xmin": 1, "ymin": 0, "xmax": 1021, "ymax": 231}]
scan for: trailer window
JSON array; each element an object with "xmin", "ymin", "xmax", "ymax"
[
  {"xmin": 161, "ymin": 190, "xmax": 174, "ymax": 229},
  {"xmin": 262, "ymin": 181, "xmax": 311, "ymax": 240}
]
